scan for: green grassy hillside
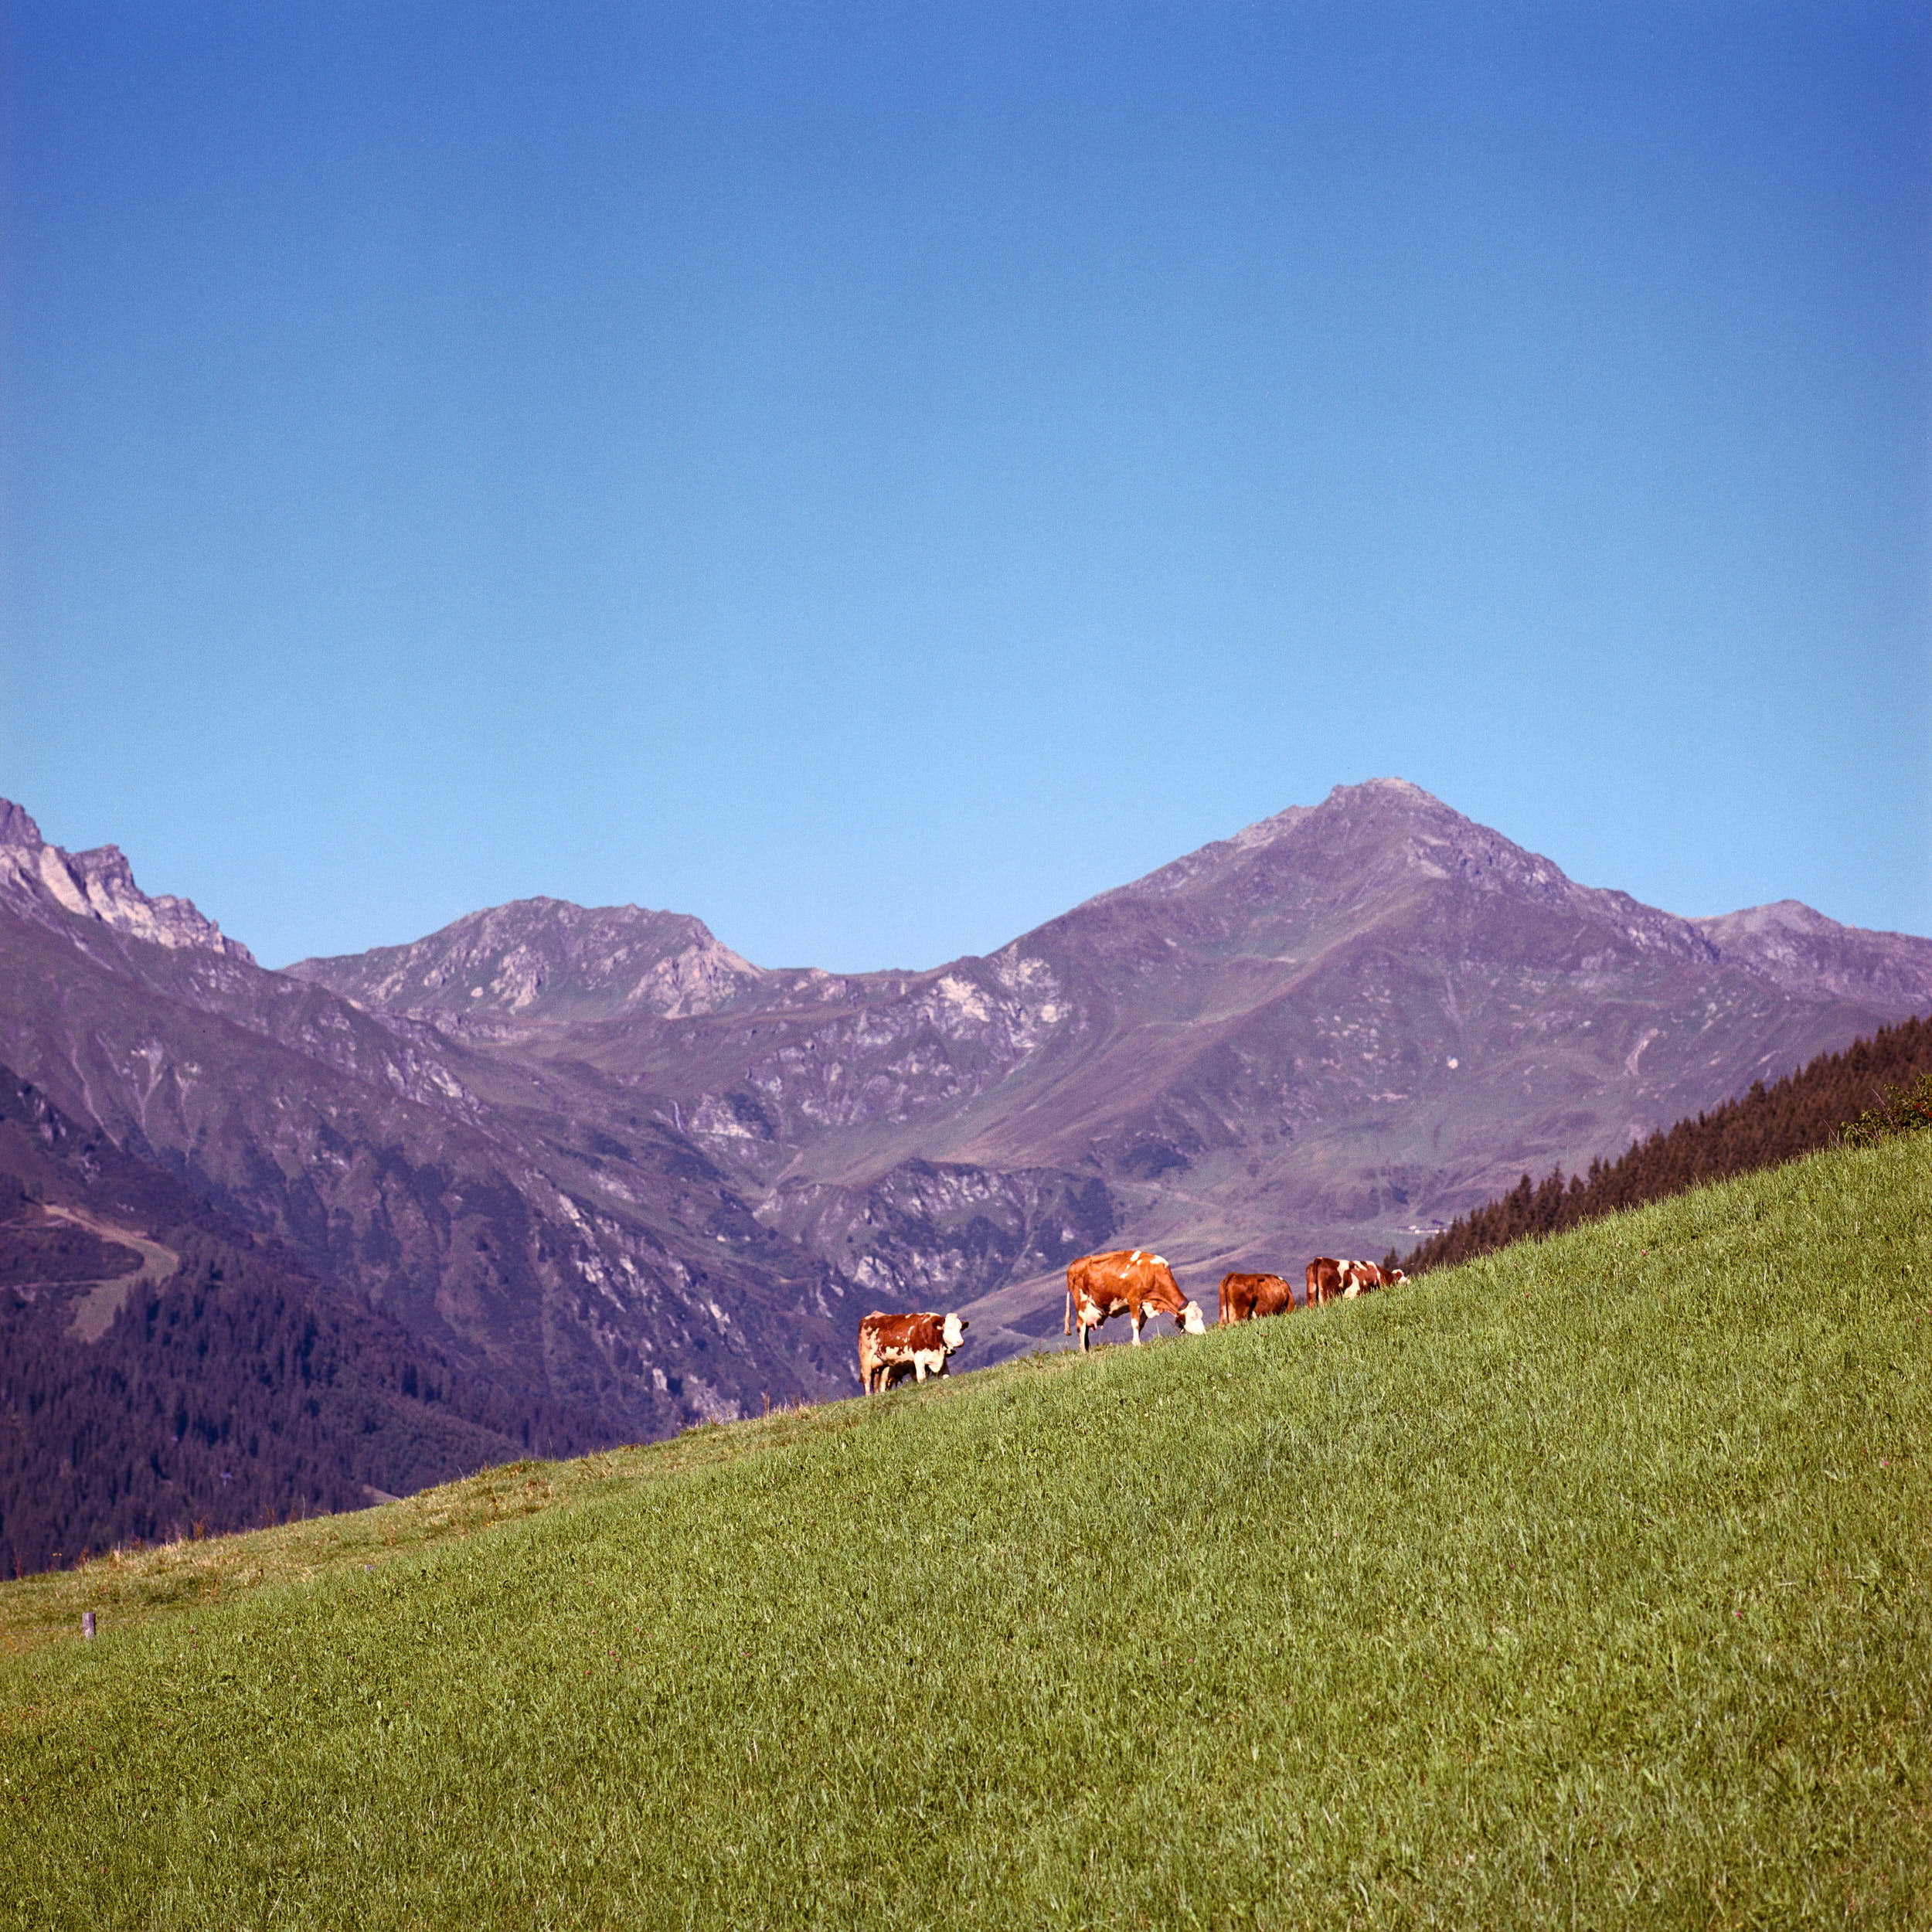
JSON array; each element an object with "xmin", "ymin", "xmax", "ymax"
[{"xmin": 3, "ymin": 1134, "xmax": 1928, "ymax": 1927}]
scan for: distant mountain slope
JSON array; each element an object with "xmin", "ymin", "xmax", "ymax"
[
  {"xmin": 0, "ymin": 805, "xmax": 855, "ymax": 1442},
  {"xmin": 0, "ymin": 1066, "xmax": 591, "ymax": 1574},
  {"xmin": 1399, "ymin": 1012, "xmax": 1932, "ymax": 1275},
  {"xmin": 6, "ymin": 782, "xmax": 1930, "ymax": 1440},
  {"xmin": 1694, "ymin": 899, "xmax": 1932, "ymax": 1005}
]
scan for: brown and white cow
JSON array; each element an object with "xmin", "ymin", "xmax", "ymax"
[
  {"xmin": 857, "ymin": 1311, "xmax": 968, "ymax": 1394},
  {"xmin": 1217, "ymin": 1271, "xmax": 1297, "ymax": 1325},
  {"xmin": 1064, "ymin": 1250, "xmax": 1207, "ymax": 1352},
  {"xmin": 1334, "ymin": 1258, "xmax": 1398, "ymax": 1299},
  {"xmin": 1304, "ymin": 1257, "xmax": 1405, "ymax": 1306}
]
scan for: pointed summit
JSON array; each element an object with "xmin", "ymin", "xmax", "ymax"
[{"xmin": 0, "ymin": 798, "xmax": 45, "ymax": 849}]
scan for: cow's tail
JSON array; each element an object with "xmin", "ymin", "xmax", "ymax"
[{"xmin": 1063, "ymin": 1281, "xmax": 1073, "ymax": 1337}]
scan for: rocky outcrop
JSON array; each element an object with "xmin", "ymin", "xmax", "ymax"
[
  {"xmin": 0, "ymin": 804, "xmax": 254, "ymax": 964},
  {"xmin": 1695, "ymin": 900, "xmax": 1932, "ymax": 1008},
  {"xmin": 287, "ymin": 899, "xmax": 764, "ymax": 1028},
  {"xmin": 756, "ymin": 1158, "xmax": 1116, "ymax": 1320}
]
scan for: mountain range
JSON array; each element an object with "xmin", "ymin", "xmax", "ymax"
[{"xmin": 4, "ymin": 780, "xmax": 1928, "ymax": 1471}]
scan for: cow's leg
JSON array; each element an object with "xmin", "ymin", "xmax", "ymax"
[{"xmin": 1130, "ymin": 1307, "xmax": 1144, "ymax": 1345}]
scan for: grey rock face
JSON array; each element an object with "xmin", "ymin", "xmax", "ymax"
[{"xmin": 0, "ymin": 812, "xmax": 255, "ymax": 965}]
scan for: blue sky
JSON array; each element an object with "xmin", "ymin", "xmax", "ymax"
[{"xmin": 2, "ymin": 2, "xmax": 1926, "ymax": 971}]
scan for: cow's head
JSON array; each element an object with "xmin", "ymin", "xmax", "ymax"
[
  {"xmin": 1178, "ymin": 1300, "xmax": 1207, "ymax": 1336},
  {"xmin": 942, "ymin": 1312, "xmax": 968, "ymax": 1351},
  {"xmin": 1386, "ymin": 1268, "xmax": 1407, "ymax": 1286}
]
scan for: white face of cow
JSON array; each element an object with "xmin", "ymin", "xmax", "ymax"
[
  {"xmin": 1179, "ymin": 1300, "xmax": 1206, "ymax": 1335},
  {"xmin": 942, "ymin": 1312, "xmax": 968, "ymax": 1351}
]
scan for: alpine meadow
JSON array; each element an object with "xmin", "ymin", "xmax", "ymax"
[{"xmin": 3, "ymin": 1128, "xmax": 1927, "ymax": 1928}]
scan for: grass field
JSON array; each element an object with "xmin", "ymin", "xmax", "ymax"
[{"xmin": 2, "ymin": 1133, "xmax": 1927, "ymax": 1927}]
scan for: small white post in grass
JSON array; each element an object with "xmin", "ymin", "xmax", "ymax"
[{"xmin": 81, "ymin": 1611, "xmax": 95, "ymax": 1639}]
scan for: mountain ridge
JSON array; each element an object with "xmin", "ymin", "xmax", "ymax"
[
  {"xmin": 0, "ymin": 800, "xmax": 255, "ymax": 967},
  {"xmin": 4, "ymin": 781, "xmax": 1928, "ymax": 1446}
]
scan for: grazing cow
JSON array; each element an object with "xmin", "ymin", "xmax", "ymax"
[
  {"xmin": 1217, "ymin": 1271, "xmax": 1297, "ymax": 1325},
  {"xmin": 1338, "ymin": 1259, "xmax": 1393, "ymax": 1298},
  {"xmin": 857, "ymin": 1311, "xmax": 968, "ymax": 1394},
  {"xmin": 1304, "ymin": 1257, "xmax": 1402, "ymax": 1306},
  {"xmin": 1064, "ymin": 1250, "xmax": 1207, "ymax": 1352}
]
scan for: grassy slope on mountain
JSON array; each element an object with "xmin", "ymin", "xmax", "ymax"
[{"xmin": 2, "ymin": 1134, "xmax": 1927, "ymax": 1927}]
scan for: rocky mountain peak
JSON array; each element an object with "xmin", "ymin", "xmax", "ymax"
[
  {"xmin": 1695, "ymin": 900, "xmax": 1932, "ymax": 1007},
  {"xmin": 0, "ymin": 799, "xmax": 46, "ymax": 849},
  {"xmin": 1702, "ymin": 900, "xmax": 1837, "ymax": 942},
  {"xmin": 1281, "ymin": 780, "xmax": 1721, "ymax": 963},
  {"xmin": 0, "ymin": 800, "xmax": 254, "ymax": 964},
  {"xmin": 287, "ymin": 894, "xmax": 767, "ymax": 1027},
  {"xmin": 1072, "ymin": 777, "xmax": 1587, "ymax": 939}
]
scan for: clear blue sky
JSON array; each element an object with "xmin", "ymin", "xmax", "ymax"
[{"xmin": 3, "ymin": 2, "xmax": 1926, "ymax": 971}]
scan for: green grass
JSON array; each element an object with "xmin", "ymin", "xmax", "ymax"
[{"xmin": 4, "ymin": 1134, "xmax": 1929, "ymax": 1928}]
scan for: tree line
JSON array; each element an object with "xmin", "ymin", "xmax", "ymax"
[
  {"xmin": 1395, "ymin": 1014, "xmax": 1932, "ymax": 1277},
  {"xmin": 0, "ymin": 1226, "xmax": 600, "ymax": 1578}
]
